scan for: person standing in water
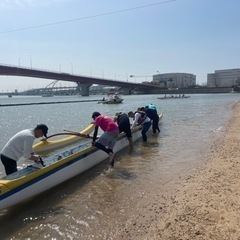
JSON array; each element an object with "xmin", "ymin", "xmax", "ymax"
[
  {"xmin": 128, "ymin": 110, "xmax": 151, "ymax": 142},
  {"xmin": 91, "ymin": 112, "xmax": 119, "ymax": 167},
  {"xmin": 114, "ymin": 112, "xmax": 133, "ymax": 150}
]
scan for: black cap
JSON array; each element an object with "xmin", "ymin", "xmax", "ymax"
[
  {"xmin": 115, "ymin": 112, "xmax": 122, "ymax": 116},
  {"xmin": 35, "ymin": 124, "xmax": 48, "ymax": 138},
  {"xmin": 92, "ymin": 112, "xmax": 101, "ymax": 119}
]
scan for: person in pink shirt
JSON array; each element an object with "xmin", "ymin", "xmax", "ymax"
[{"xmin": 91, "ymin": 112, "xmax": 119, "ymax": 167}]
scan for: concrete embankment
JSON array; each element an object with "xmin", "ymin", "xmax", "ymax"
[{"xmin": 134, "ymin": 87, "xmax": 234, "ymax": 95}]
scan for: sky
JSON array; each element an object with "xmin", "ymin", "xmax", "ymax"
[{"xmin": 0, "ymin": 0, "xmax": 240, "ymax": 92}]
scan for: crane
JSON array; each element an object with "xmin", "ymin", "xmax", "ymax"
[
  {"xmin": 129, "ymin": 75, "xmax": 152, "ymax": 78},
  {"xmin": 129, "ymin": 74, "xmax": 153, "ymax": 83}
]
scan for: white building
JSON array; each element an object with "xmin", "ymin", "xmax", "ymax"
[
  {"xmin": 152, "ymin": 73, "xmax": 196, "ymax": 88},
  {"xmin": 207, "ymin": 68, "xmax": 240, "ymax": 87}
]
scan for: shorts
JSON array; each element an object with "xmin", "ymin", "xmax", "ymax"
[
  {"xmin": 119, "ymin": 124, "xmax": 132, "ymax": 139},
  {"xmin": 1, "ymin": 153, "xmax": 17, "ymax": 175},
  {"xmin": 96, "ymin": 130, "xmax": 119, "ymax": 150}
]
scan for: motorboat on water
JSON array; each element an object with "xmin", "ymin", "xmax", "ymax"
[
  {"xmin": 0, "ymin": 114, "xmax": 163, "ymax": 211},
  {"xmin": 98, "ymin": 93, "xmax": 123, "ymax": 104}
]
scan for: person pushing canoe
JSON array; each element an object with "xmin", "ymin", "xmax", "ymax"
[
  {"xmin": 91, "ymin": 112, "xmax": 119, "ymax": 167},
  {"xmin": 0, "ymin": 124, "xmax": 48, "ymax": 175}
]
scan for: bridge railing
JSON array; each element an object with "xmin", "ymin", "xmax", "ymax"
[
  {"xmin": 0, "ymin": 63, "xmax": 159, "ymax": 89},
  {"xmin": 0, "ymin": 63, "xmax": 131, "ymax": 83}
]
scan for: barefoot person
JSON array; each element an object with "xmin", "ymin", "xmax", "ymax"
[
  {"xmin": 0, "ymin": 124, "xmax": 48, "ymax": 175},
  {"xmin": 114, "ymin": 112, "xmax": 133, "ymax": 150},
  {"xmin": 128, "ymin": 110, "xmax": 151, "ymax": 142},
  {"xmin": 144, "ymin": 104, "xmax": 160, "ymax": 134},
  {"xmin": 91, "ymin": 112, "xmax": 119, "ymax": 167}
]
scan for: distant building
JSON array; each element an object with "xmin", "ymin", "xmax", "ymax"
[
  {"xmin": 152, "ymin": 73, "xmax": 196, "ymax": 88},
  {"xmin": 207, "ymin": 68, "xmax": 240, "ymax": 87}
]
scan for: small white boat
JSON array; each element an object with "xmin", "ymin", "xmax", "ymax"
[
  {"xmin": 0, "ymin": 114, "xmax": 162, "ymax": 211},
  {"xmin": 98, "ymin": 93, "xmax": 123, "ymax": 104}
]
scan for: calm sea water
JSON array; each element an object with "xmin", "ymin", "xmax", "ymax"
[{"xmin": 0, "ymin": 93, "xmax": 239, "ymax": 239}]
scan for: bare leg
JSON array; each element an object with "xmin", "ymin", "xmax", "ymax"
[{"xmin": 128, "ymin": 137, "xmax": 133, "ymax": 150}]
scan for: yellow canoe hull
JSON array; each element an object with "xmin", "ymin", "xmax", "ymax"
[{"xmin": 33, "ymin": 123, "xmax": 95, "ymax": 154}]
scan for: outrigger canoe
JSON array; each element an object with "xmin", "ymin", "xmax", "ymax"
[
  {"xmin": 33, "ymin": 123, "xmax": 95, "ymax": 154},
  {"xmin": 0, "ymin": 113, "xmax": 162, "ymax": 211},
  {"xmin": 157, "ymin": 95, "xmax": 190, "ymax": 100}
]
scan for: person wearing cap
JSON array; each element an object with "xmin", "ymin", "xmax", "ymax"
[
  {"xmin": 91, "ymin": 112, "xmax": 119, "ymax": 167},
  {"xmin": 114, "ymin": 112, "xmax": 133, "ymax": 150},
  {"xmin": 0, "ymin": 124, "xmax": 48, "ymax": 175}
]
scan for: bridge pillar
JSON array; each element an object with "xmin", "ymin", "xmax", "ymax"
[
  {"xmin": 120, "ymin": 87, "xmax": 133, "ymax": 95},
  {"xmin": 77, "ymin": 83, "xmax": 92, "ymax": 96}
]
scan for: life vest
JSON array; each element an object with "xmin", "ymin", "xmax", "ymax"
[{"xmin": 136, "ymin": 111, "xmax": 147, "ymax": 125}]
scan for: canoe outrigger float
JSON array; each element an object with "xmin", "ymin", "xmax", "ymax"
[
  {"xmin": 0, "ymin": 114, "xmax": 162, "ymax": 211},
  {"xmin": 33, "ymin": 123, "xmax": 95, "ymax": 154}
]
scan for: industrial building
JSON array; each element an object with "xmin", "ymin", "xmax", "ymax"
[
  {"xmin": 152, "ymin": 73, "xmax": 196, "ymax": 88},
  {"xmin": 207, "ymin": 68, "xmax": 240, "ymax": 87}
]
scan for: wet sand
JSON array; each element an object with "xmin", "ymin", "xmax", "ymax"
[{"xmin": 115, "ymin": 102, "xmax": 240, "ymax": 239}]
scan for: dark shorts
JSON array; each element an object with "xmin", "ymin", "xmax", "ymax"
[
  {"xmin": 0, "ymin": 154, "xmax": 17, "ymax": 175},
  {"xmin": 119, "ymin": 123, "xmax": 132, "ymax": 139}
]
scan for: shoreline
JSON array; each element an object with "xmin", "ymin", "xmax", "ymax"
[{"xmin": 116, "ymin": 101, "xmax": 240, "ymax": 239}]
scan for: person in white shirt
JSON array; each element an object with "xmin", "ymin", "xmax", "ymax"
[
  {"xmin": 0, "ymin": 124, "xmax": 48, "ymax": 175},
  {"xmin": 128, "ymin": 110, "xmax": 151, "ymax": 142}
]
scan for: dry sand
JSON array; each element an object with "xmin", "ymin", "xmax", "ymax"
[{"xmin": 115, "ymin": 102, "xmax": 240, "ymax": 240}]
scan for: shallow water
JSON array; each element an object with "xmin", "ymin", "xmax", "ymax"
[{"xmin": 0, "ymin": 93, "xmax": 239, "ymax": 239}]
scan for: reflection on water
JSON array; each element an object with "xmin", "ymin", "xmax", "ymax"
[{"xmin": 0, "ymin": 94, "xmax": 239, "ymax": 239}]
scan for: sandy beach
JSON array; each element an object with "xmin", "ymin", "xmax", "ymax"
[{"xmin": 114, "ymin": 102, "xmax": 240, "ymax": 240}]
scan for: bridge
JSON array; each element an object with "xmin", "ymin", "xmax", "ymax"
[{"xmin": 0, "ymin": 64, "xmax": 161, "ymax": 96}]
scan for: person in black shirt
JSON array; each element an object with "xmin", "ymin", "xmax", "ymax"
[
  {"xmin": 114, "ymin": 112, "xmax": 133, "ymax": 149},
  {"xmin": 144, "ymin": 105, "xmax": 160, "ymax": 134}
]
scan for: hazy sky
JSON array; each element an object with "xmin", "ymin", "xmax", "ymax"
[{"xmin": 0, "ymin": 0, "xmax": 240, "ymax": 91}]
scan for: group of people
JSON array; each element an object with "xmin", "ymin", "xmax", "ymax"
[
  {"xmin": 91, "ymin": 103, "xmax": 160, "ymax": 167},
  {"xmin": 0, "ymin": 104, "xmax": 160, "ymax": 176}
]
